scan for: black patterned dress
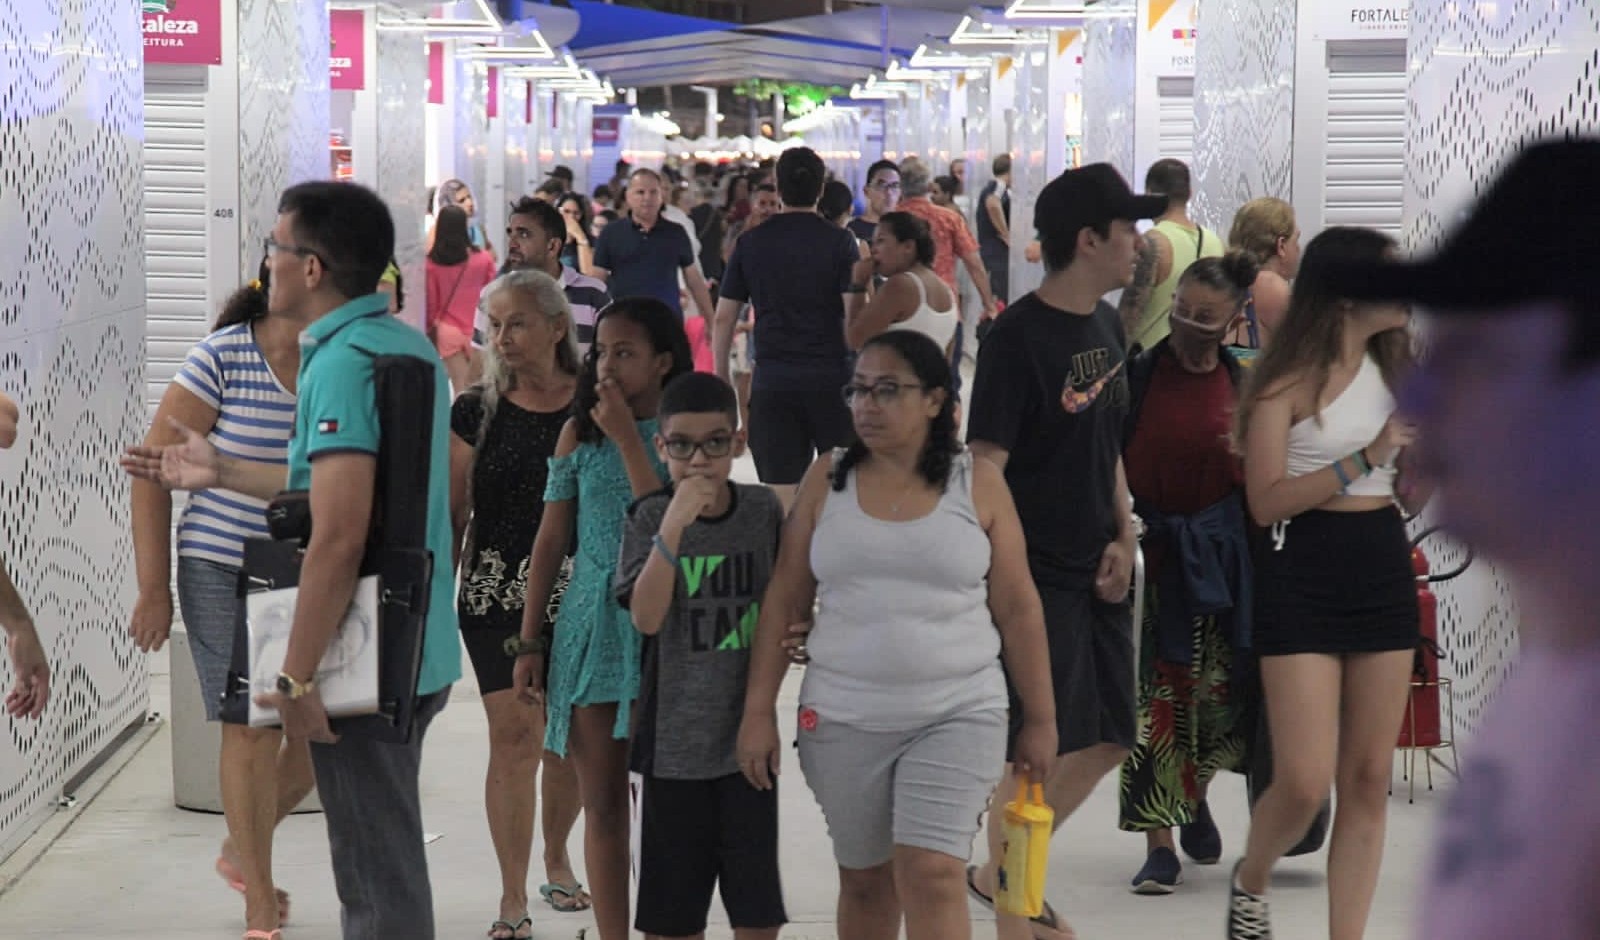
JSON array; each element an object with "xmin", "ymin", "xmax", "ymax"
[{"xmin": 451, "ymin": 389, "xmax": 572, "ymax": 693}]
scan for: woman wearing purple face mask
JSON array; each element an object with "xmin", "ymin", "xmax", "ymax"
[{"xmin": 1118, "ymin": 252, "xmax": 1259, "ymax": 895}]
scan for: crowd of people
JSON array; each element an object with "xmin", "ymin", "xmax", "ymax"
[{"xmin": 0, "ymin": 135, "xmax": 1554, "ymax": 940}]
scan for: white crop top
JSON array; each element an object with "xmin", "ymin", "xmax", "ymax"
[
  {"xmin": 886, "ymin": 272, "xmax": 958, "ymax": 352},
  {"xmin": 1284, "ymin": 354, "xmax": 1397, "ymax": 498}
]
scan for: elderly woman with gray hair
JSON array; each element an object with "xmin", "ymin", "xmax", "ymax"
[{"xmin": 449, "ymin": 269, "xmax": 591, "ymax": 936}]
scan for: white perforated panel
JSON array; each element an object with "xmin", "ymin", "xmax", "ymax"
[
  {"xmin": 1191, "ymin": 0, "xmax": 1296, "ymax": 231},
  {"xmin": 1083, "ymin": 12, "xmax": 1137, "ymax": 181},
  {"xmin": 237, "ymin": 0, "xmax": 331, "ymax": 281},
  {"xmin": 1407, "ymin": 0, "xmax": 1600, "ymax": 733},
  {"xmin": 0, "ymin": 0, "xmax": 148, "ymax": 860}
]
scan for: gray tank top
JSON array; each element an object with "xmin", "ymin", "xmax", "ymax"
[{"xmin": 801, "ymin": 449, "xmax": 1008, "ymax": 731}]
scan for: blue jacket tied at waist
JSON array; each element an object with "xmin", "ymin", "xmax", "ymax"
[{"xmin": 1136, "ymin": 492, "xmax": 1252, "ymax": 665}]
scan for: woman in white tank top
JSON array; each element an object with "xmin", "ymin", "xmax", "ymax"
[
  {"xmin": 844, "ymin": 212, "xmax": 958, "ymax": 354},
  {"xmin": 1225, "ymin": 228, "xmax": 1431, "ymax": 940},
  {"xmin": 736, "ymin": 330, "xmax": 1056, "ymax": 940}
]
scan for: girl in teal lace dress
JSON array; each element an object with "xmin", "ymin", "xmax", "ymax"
[{"xmin": 515, "ymin": 297, "xmax": 690, "ymax": 940}]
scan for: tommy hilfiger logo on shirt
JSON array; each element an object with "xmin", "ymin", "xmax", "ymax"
[{"xmin": 317, "ymin": 419, "xmax": 340, "ymax": 434}]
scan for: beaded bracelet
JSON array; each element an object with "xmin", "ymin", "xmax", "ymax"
[
  {"xmin": 652, "ymin": 533, "xmax": 679, "ymax": 567},
  {"xmin": 1332, "ymin": 458, "xmax": 1353, "ymax": 490}
]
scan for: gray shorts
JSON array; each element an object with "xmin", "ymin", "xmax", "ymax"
[
  {"xmin": 176, "ymin": 556, "xmax": 241, "ymax": 721},
  {"xmin": 797, "ymin": 707, "xmax": 1006, "ymax": 870}
]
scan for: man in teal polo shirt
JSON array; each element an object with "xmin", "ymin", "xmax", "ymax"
[
  {"xmin": 267, "ymin": 181, "xmax": 459, "ymax": 939},
  {"xmin": 132, "ymin": 181, "xmax": 459, "ymax": 939}
]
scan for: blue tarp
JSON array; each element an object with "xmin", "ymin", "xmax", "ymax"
[{"xmin": 554, "ymin": 0, "xmax": 735, "ymax": 52}]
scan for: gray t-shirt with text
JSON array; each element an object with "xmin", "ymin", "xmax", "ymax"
[{"xmin": 614, "ymin": 482, "xmax": 783, "ymax": 779}]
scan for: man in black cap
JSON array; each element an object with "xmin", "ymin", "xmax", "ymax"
[
  {"xmin": 965, "ymin": 163, "xmax": 1165, "ymax": 940},
  {"xmin": 1321, "ymin": 137, "xmax": 1600, "ymax": 940}
]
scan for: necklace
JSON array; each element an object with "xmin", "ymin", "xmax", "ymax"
[{"xmin": 887, "ymin": 474, "xmax": 919, "ymax": 515}]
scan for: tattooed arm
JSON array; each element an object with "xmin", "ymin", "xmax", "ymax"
[{"xmin": 1118, "ymin": 230, "xmax": 1166, "ymax": 341}]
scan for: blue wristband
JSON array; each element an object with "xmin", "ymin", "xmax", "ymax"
[
  {"xmin": 652, "ymin": 533, "xmax": 679, "ymax": 568},
  {"xmin": 1331, "ymin": 459, "xmax": 1352, "ymax": 490}
]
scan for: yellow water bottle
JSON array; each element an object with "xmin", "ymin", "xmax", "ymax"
[{"xmin": 995, "ymin": 780, "xmax": 1053, "ymax": 918}]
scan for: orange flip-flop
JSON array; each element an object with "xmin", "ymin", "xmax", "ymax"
[{"xmin": 216, "ymin": 856, "xmax": 291, "ymax": 924}]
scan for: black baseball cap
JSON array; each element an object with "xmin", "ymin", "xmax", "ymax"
[
  {"xmin": 1034, "ymin": 163, "xmax": 1167, "ymax": 243},
  {"xmin": 546, "ymin": 164, "xmax": 575, "ymax": 182},
  {"xmin": 1335, "ymin": 138, "xmax": 1600, "ymax": 310}
]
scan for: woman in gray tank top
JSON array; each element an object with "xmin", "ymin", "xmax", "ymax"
[{"xmin": 737, "ymin": 331, "xmax": 1058, "ymax": 940}]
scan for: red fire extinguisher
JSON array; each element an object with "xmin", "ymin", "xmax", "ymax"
[{"xmin": 1398, "ymin": 527, "xmax": 1473, "ymax": 749}]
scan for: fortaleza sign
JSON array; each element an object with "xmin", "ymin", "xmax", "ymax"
[
  {"xmin": 1318, "ymin": 1, "xmax": 1409, "ymax": 41},
  {"xmin": 142, "ymin": 0, "xmax": 223, "ymax": 66}
]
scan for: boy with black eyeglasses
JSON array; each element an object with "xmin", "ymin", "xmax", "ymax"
[{"xmin": 613, "ymin": 372, "xmax": 787, "ymax": 940}]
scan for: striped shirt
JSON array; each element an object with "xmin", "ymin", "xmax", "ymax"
[
  {"xmin": 171, "ymin": 323, "xmax": 296, "ymax": 568},
  {"xmin": 475, "ymin": 264, "xmax": 611, "ymax": 356}
]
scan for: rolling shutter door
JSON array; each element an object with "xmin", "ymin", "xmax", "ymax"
[
  {"xmin": 1323, "ymin": 51, "xmax": 1406, "ymax": 239},
  {"xmin": 1157, "ymin": 76, "xmax": 1195, "ymax": 166},
  {"xmin": 144, "ymin": 72, "xmax": 211, "ymax": 418}
]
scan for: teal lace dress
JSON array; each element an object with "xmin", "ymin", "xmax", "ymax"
[{"xmin": 543, "ymin": 418, "xmax": 667, "ymax": 756}]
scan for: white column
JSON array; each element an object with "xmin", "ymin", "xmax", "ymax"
[
  {"xmin": 1081, "ymin": 7, "xmax": 1137, "ymax": 180},
  {"xmin": 1132, "ymin": 0, "xmax": 1199, "ymax": 183},
  {"xmin": 374, "ymin": 28, "xmax": 428, "ymax": 328},
  {"xmin": 1191, "ymin": 0, "xmax": 1296, "ymax": 229},
  {"xmin": 236, "ymin": 0, "xmax": 331, "ymax": 276}
]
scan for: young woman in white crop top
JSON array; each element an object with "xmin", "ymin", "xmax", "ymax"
[
  {"xmin": 736, "ymin": 330, "xmax": 1056, "ymax": 940},
  {"xmin": 844, "ymin": 212, "xmax": 959, "ymax": 355},
  {"xmin": 1224, "ymin": 228, "xmax": 1432, "ymax": 940}
]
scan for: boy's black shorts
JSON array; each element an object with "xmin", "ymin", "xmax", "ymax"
[{"xmin": 634, "ymin": 772, "xmax": 787, "ymax": 936}]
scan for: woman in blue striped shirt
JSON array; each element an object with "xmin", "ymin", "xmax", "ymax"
[{"xmin": 126, "ymin": 264, "xmax": 309, "ymax": 940}]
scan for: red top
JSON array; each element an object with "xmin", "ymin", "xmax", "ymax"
[
  {"xmin": 900, "ymin": 197, "xmax": 977, "ymax": 295},
  {"xmin": 1125, "ymin": 354, "xmax": 1241, "ymax": 516}
]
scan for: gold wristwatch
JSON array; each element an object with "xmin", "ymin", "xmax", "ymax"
[
  {"xmin": 275, "ymin": 672, "xmax": 317, "ymax": 700},
  {"xmin": 504, "ymin": 634, "xmax": 547, "ymax": 657}
]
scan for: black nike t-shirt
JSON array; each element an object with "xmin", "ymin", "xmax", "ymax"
[{"xmin": 966, "ymin": 292, "xmax": 1129, "ymax": 589}]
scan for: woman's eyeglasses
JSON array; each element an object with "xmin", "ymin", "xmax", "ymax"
[
  {"xmin": 662, "ymin": 435, "xmax": 735, "ymax": 460},
  {"xmin": 842, "ymin": 381, "xmax": 924, "ymax": 406}
]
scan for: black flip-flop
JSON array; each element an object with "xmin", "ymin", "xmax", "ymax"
[
  {"xmin": 966, "ymin": 866, "xmax": 1067, "ymax": 937},
  {"xmin": 966, "ymin": 864, "xmax": 996, "ymax": 911}
]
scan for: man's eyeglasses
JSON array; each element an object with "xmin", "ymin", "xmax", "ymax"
[
  {"xmin": 869, "ymin": 180, "xmax": 902, "ymax": 192},
  {"xmin": 264, "ymin": 237, "xmax": 328, "ymax": 267},
  {"xmin": 842, "ymin": 381, "xmax": 924, "ymax": 406},
  {"xmin": 662, "ymin": 435, "xmax": 735, "ymax": 460}
]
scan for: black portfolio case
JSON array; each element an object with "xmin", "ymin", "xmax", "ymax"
[{"xmin": 220, "ymin": 354, "xmax": 437, "ymax": 744}]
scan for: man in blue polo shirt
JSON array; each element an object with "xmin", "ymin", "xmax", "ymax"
[
  {"xmin": 140, "ymin": 181, "xmax": 461, "ymax": 938},
  {"xmin": 593, "ymin": 167, "xmax": 716, "ymax": 319}
]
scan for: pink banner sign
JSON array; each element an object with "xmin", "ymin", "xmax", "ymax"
[
  {"xmin": 487, "ymin": 66, "xmax": 500, "ymax": 118},
  {"xmin": 427, "ymin": 42, "xmax": 444, "ymax": 105},
  {"xmin": 329, "ymin": 9, "xmax": 366, "ymax": 90},
  {"xmin": 142, "ymin": 0, "xmax": 223, "ymax": 66},
  {"xmin": 592, "ymin": 115, "xmax": 620, "ymax": 145}
]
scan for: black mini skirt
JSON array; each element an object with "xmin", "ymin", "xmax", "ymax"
[{"xmin": 1253, "ymin": 507, "xmax": 1420, "ymax": 656}]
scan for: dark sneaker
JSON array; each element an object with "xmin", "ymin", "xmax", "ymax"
[
  {"xmin": 1130, "ymin": 846, "xmax": 1183, "ymax": 894},
  {"xmin": 1181, "ymin": 799, "xmax": 1223, "ymax": 864},
  {"xmin": 1226, "ymin": 861, "xmax": 1272, "ymax": 939}
]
